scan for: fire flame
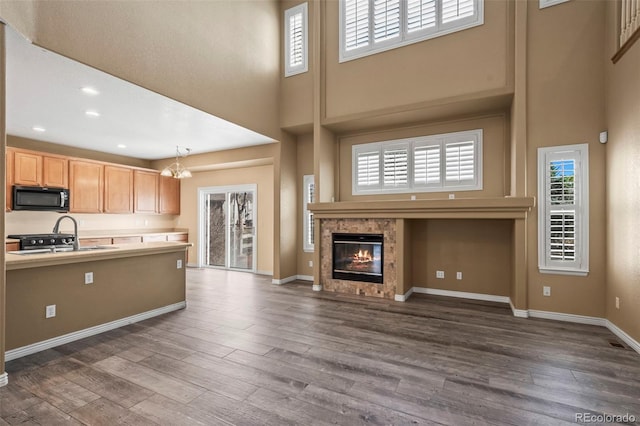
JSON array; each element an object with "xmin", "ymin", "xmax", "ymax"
[{"xmin": 353, "ymin": 249, "xmax": 372, "ymax": 263}]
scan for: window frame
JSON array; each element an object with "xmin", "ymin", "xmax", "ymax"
[
  {"xmin": 339, "ymin": 0, "xmax": 484, "ymax": 63},
  {"xmin": 537, "ymin": 143, "xmax": 589, "ymax": 276},
  {"xmin": 303, "ymin": 174, "xmax": 315, "ymax": 252},
  {"xmin": 352, "ymin": 129, "xmax": 483, "ymax": 196},
  {"xmin": 284, "ymin": 3, "xmax": 309, "ymax": 77}
]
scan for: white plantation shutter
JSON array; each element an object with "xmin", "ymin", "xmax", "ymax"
[
  {"xmin": 340, "ymin": 0, "xmax": 483, "ymax": 61},
  {"xmin": 373, "ymin": 0, "xmax": 401, "ymax": 42},
  {"xmin": 445, "ymin": 140, "xmax": 476, "ymax": 184},
  {"xmin": 303, "ymin": 175, "xmax": 315, "ymax": 252},
  {"xmin": 356, "ymin": 150, "xmax": 381, "ymax": 187},
  {"xmin": 284, "ymin": 3, "xmax": 308, "ymax": 77},
  {"xmin": 344, "ymin": 0, "xmax": 370, "ymax": 51},
  {"xmin": 407, "ymin": 0, "xmax": 436, "ymax": 33},
  {"xmin": 441, "ymin": 0, "xmax": 475, "ymax": 24},
  {"xmin": 413, "ymin": 144, "xmax": 440, "ymax": 185},
  {"xmin": 383, "ymin": 146, "xmax": 408, "ymax": 187},
  {"xmin": 538, "ymin": 145, "xmax": 589, "ymax": 275}
]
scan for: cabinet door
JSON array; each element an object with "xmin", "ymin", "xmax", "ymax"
[
  {"xmin": 104, "ymin": 166, "xmax": 133, "ymax": 213},
  {"xmin": 134, "ymin": 170, "xmax": 158, "ymax": 213},
  {"xmin": 6, "ymin": 149, "xmax": 14, "ymax": 211},
  {"xmin": 42, "ymin": 156, "xmax": 69, "ymax": 188},
  {"xmin": 69, "ymin": 160, "xmax": 104, "ymax": 213},
  {"xmin": 13, "ymin": 150, "xmax": 43, "ymax": 186},
  {"xmin": 158, "ymin": 175, "xmax": 180, "ymax": 214}
]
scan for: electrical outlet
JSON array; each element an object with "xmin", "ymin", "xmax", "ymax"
[
  {"xmin": 410, "ymin": 195, "xmax": 416, "ymax": 200},
  {"xmin": 456, "ymin": 272, "xmax": 462, "ymax": 280},
  {"xmin": 85, "ymin": 272, "xmax": 94, "ymax": 285},
  {"xmin": 436, "ymin": 270, "xmax": 445, "ymax": 279},
  {"xmin": 45, "ymin": 305, "xmax": 56, "ymax": 318},
  {"xmin": 177, "ymin": 259, "xmax": 183, "ymax": 269},
  {"xmin": 615, "ymin": 297, "xmax": 620, "ymax": 309},
  {"xmin": 308, "ymin": 260, "xmax": 313, "ymax": 267},
  {"xmin": 543, "ymin": 286, "xmax": 551, "ymax": 297},
  {"xmin": 448, "ymin": 194, "xmax": 455, "ymax": 199}
]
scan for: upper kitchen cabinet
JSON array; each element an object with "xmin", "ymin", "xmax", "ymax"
[
  {"xmin": 6, "ymin": 149, "xmax": 14, "ymax": 211},
  {"xmin": 134, "ymin": 170, "xmax": 158, "ymax": 213},
  {"xmin": 69, "ymin": 160, "xmax": 104, "ymax": 213},
  {"xmin": 8, "ymin": 148, "xmax": 69, "ymax": 188},
  {"xmin": 158, "ymin": 176, "xmax": 180, "ymax": 215},
  {"xmin": 104, "ymin": 166, "xmax": 134, "ymax": 213}
]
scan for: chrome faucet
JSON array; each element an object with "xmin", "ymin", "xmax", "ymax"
[{"xmin": 52, "ymin": 215, "xmax": 80, "ymax": 251}]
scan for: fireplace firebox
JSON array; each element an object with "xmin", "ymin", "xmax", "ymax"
[{"xmin": 332, "ymin": 233, "xmax": 383, "ymax": 284}]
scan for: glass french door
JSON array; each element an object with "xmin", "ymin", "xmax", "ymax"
[{"xmin": 199, "ymin": 185, "xmax": 256, "ymax": 271}]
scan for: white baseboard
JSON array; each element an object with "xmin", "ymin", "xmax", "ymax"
[
  {"xmin": 528, "ymin": 309, "xmax": 605, "ymax": 326},
  {"xmin": 272, "ymin": 276, "xmax": 297, "ymax": 285},
  {"xmin": 412, "ymin": 287, "xmax": 511, "ymax": 304},
  {"xmin": 394, "ymin": 288, "xmax": 414, "ymax": 302},
  {"xmin": 0, "ymin": 373, "xmax": 7, "ymax": 388},
  {"xmin": 312, "ymin": 284, "xmax": 322, "ymax": 291},
  {"xmin": 5, "ymin": 301, "xmax": 186, "ymax": 362},
  {"xmin": 296, "ymin": 275, "xmax": 314, "ymax": 282},
  {"xmin": 606, "ymin": 320, "xmax": 640, "ymax": 354},
  {"xmin": 509, "ymin": 301, "xmax": 529, "ymax": 318}
]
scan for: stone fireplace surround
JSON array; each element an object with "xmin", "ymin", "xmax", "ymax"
[{"xmin": 310, "ymin": 197, "xmax": 535, "ymax": 307}]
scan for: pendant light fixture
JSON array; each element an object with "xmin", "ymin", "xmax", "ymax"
[{"xmin": 161, "ymin": 146, "xmax": 193, "ymax": 179}]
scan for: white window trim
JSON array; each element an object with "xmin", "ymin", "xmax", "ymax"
[
  {"xmin": 539, "ymin": 0, "xmax": 570, "ymax": 9},
  {"xmin": 537, "ymin": 143, "xmax": 589, "ymax": 276},
  {"xmin": 303, "ymin": 174, "xmax": 315, "ymax": 252},
  {"xmin": 339, "ymin": 0, "xmax": 484, "ymax": 63},
  {"xmin": 352, "ymin": 129, "xmax": 482, "ymax": 196},
  {"xmin": 284, "ymin": 3, "xmax": 309, "ymax": 77}
]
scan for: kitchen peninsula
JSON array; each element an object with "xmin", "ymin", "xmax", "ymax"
[{"xmin": 5, "ymin": 241, "xmax": 190, "ymax": 361}]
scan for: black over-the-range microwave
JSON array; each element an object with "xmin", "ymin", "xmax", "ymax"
[{"xmin": 12, "ymin": 185, "xmax": 70, "ymax": 212}]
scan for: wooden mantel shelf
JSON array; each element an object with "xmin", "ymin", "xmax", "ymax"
[{"xmin": 309, "ymin": 197, "xmax": 536, "ymax": 219}]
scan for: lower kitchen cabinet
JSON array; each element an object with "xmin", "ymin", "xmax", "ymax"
[{"xmin": 79, "ymin": 238, "xmax": 112, "ymax": 247}]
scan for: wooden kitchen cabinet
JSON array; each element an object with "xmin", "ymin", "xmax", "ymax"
[
  {"xmin": 112, "ymin": 236, "xmax": 142, "ymax": 245},
  {"xmin": 6, "ymin": 149, "xmax": 14, "ymax": 211},
  {"xmin": 104, "ymin": 166, "xmax": 134, "ymax": 213},
  {"xmin": 69, "ymin": 160, "xmax": 104, "ymax": 213},
  {"xmin": 12, "ymin": 149, "xmax": 42, "ymax": 186},
  {"xmin": 79, "ymin": 237, "xmax": 113, "ymax": 247},
  {"xmin": 158, "ymin": 175, "xmax": 180, "ymax": 215},
  {"xmin": 6, "ymin": 242, "xmax": 20, "ymax": 252},
  {"xmin": 42, "ymin": 156, "xmax": 69, "ymax": 188},
  {"xmin": 142, "ymin": 234, "xmax": 167, "ymax": 242},
  {"xmin": 134, "ymin": 170, "xmax": 159, "ymax": 213}
]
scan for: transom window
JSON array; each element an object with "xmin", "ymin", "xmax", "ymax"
[
  {"xmin": 538, "ymin": 144, "xmax": 589, "ymax": 276},
  {"xmin": 352, "ymin": 129, "xmax": 482, "ymax": 195},
  {"xmin": 340, "ymin": 0, "xmax": 484, "ymax": 62},
  {"xmin": 284, "ymin": 3, "xmax": 308, "ymax": 77}
]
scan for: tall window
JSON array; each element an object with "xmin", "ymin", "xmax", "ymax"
[
  {"xmin": 285, "ymin": 3, "xmax": 309, "ymax": 77},
  {"xmin": 340, "ymin": 0, "xmax": 483, "ymax": 62},
  {"xmin": 538, "ymin": 144, "xmax": 589, "ymax": 276},
  {"xmin": 352, "ymin": 129, "xmax": 482, "ymax": 195},
  {"xmin": 303, "ymin": 175, "xmax": 315, "ymax": 252}
]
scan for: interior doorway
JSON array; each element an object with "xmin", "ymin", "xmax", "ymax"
[{"xmin": 198, "ymin": 184, "xmax": 257, "ymax": 272}]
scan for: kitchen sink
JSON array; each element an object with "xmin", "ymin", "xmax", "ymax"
[{"xmin": 8, "ymin": 246, "xmax": 117, "ymax": 255}]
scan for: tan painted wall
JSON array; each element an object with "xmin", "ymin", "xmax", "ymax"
[
  {"xmin": 296, "ymin": 133, "xmax": 314, "ymax": 277},
  {"xmin": 179, "ymin": 165, "xmax": 274, "ymax": 275},
  {"xmin": 323, "ymin": 0, "xmax": 512, "ymax": 121},
  {"xmin": 6, "ymin": 251, "xmax": 186, "ymax": 350},
  {"xmin": 411, "ymin": 219, "xmax": 511, "ymax": 296},
  {"xmin": 280, "ymin": 0, "xmax": 314, "ymax": 131},
  {"xmin": 338, "ymin": 114, "xmax": 509, "ymax": 201},
  {"xmin": 274, "ymin": 132, "xmax": 299, "ymax": 280},
  {"xmin": 525, "ymin": 0, "xmax": 607, "ymax": 317},
  {"xmin": 1, "ymin": 0, "xmax": 281, "ymax": 140},
  {"xmin": 605, "ymin": 3, "xmax": 640, "ymax": 342}
]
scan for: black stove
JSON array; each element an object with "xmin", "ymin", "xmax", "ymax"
[{"xmin": 8, "ymin": 233, "xmax": 76, "ymax": 250}]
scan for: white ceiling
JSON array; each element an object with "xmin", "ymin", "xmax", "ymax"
[{"xmin": 5, "ymin": 27, "xmax": 276, "ymax": 161}]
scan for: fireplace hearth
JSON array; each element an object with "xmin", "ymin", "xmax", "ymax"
[{"xmin": 332, "ymin": 233, "xmax": 383, "ymax": 284}]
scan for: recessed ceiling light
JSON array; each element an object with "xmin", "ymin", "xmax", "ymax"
[
  {"xmin": 81, "ymin": 86, "xmax": 100, "ymax": 96},
  {"xmin": 32, "ymin": 126, "xmax": 46, "ymax": 132},
  {"xmin": 85, "ymin": 110, "xmax": 101, "ymax": 117},
  {"xmin": 117, "ymin": 144, "xmax": 127, "ymax": 149}
]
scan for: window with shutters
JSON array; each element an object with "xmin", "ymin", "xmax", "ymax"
[
  {"xmin": 303, "ymin": 175, "xmax": 315, "ymax": 252},
  {"xmin": 340, "ymin": 0, "xmax": 483, "ymax": 62},
  {"xmin": 538, "ymin": 144, "xmax": 589, "ymax": 276},
  {"xmin": 285, "ymin": 3, "xmax": 308, "ymax": 77},
  {"xmin": 352, "ymin": 129, "xmax": 482, "ymax": 195}
]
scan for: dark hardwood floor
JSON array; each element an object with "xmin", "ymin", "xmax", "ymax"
[{"xmin": 2, "ymin": 268, "xmax": 639, "ymax": 425}]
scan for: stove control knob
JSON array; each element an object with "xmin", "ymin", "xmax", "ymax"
[
  {"xmin": 50, "ymin": 239, "xmax": 56, "ymax": 244},
  {"xmin": 38, "ymin": 239, "xmax": 44, "ymax": 244},
  {"xmin": 30, "ymin": 239, "xmax": 36, "ymax": 245}
]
